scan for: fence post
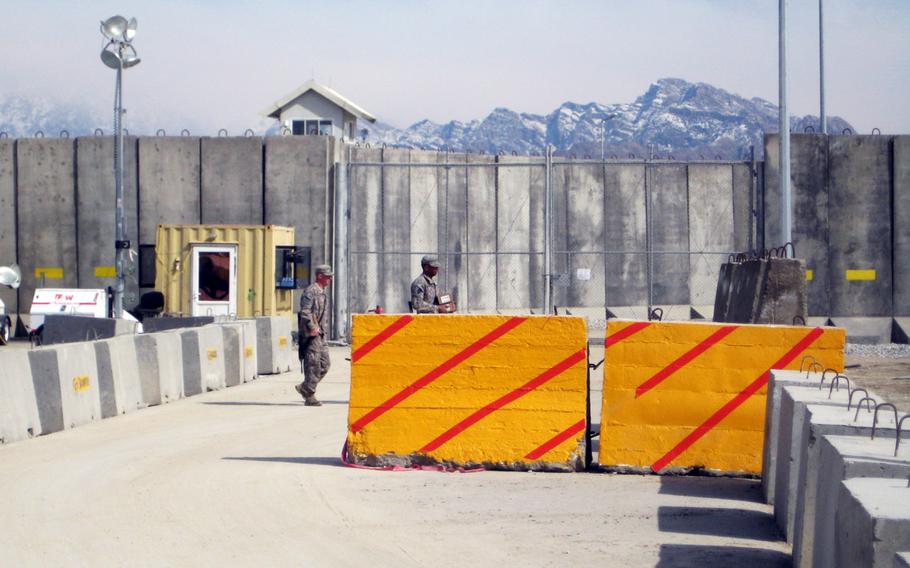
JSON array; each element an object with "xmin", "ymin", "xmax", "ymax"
[{"xmin": 544, "ymin": 145, "xmax": 552, "ymax": 315}]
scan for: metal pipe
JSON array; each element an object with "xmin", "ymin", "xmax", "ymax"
[
  {"xmin": 645, "ymin": 144, "xmax": 654, "ymax": 314},
  {"xmin": 819, "ymin": 0, "xmax": 827, "ymax": 134},
  {"xmin": 333, "ymin": 156, "xmax": 349, "ymax": 341},
  {"xmin": 543, "ymin": 145, "xmax": 552, "ymax": 315},
  {"xmin": 779, "ymin": 0, "xmax": 793, "ymax": 248},
  {"xmin": 113, "ymin": 61, "xmax": 125, "ymax": 319}
]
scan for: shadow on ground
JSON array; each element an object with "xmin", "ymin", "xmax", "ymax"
[
  {"xmin": 656, "ymin": 544, "xmax": 789, "ymax": 568},
  {"xmin": 201, "ymin": 401, "xmax": 347, "ymax": 406},
  {"xmin": 658, "ymin": 476, "xmax": 763, "ymax": 503},
  {"xmin": 658, "ymin": 506, "xmax": 781, "ymax": 542},
  {"xmin": 222, "ymin": 456, "xmax": 345, "ymax": 467}
]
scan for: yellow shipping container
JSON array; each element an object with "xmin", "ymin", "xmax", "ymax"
[{"xmin": 154, "ymin": 224, "xmax": 300, "ymax": 318}]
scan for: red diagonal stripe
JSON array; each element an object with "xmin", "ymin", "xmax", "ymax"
[
  {"xmin": 605, "ymin": 322, "xmax": 650, "ymax": 348},
  {"xmin": 419, "ymin": 349, "xmax": 587, "ymax": 452},
  {"xmin": 651, "ymin": 327, "xmax": 824, "ymax": 472},
  {"xmin": 351, "ymin": 315, "xmax": 414, "ymax": 363},
  {"xmin": 350, "ymin": 317, "xmax": 528, "ymax": 433},
  {"xmin": 525, "ymin": 419, "xmax": 587, "ymax": 460},
  {"xmin": 635, "ymin": 325, "xmax": 739, "ymax": 398}
]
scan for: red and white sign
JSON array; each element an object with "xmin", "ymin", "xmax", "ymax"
[{"xmin": 30, "ymin": 289, "xmax": 107, "ymax": 327}]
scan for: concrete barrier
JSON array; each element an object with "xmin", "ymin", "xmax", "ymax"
[
  {"xmin": 896, "ymin": 552, "xmax": 910, "ymax": 568},
  {"xmin": 196, "ymin": 325, "xmax": 226, "ymax": 392},
  {"xmin": 0, "ymin": 350, "xmax": 42, "ymax": 444},
  {"xmin": 142, "ymin": 317, "xmax": 214, "ymax": 333},
  {"xmin": 221, "ymin": 319, "xmax": 257, "ymax": 382},
  {"xmin": 346, "ymin": 314, "xmax": 589, "ymax": 471},
  {"xmin": 220, "ymin": 325, "xmax": 243, "ymax": 388},
  {"xmin": 148, "ymin": 330, "xmax": 184, "ymax": 403},
  {"xmin": 600, "ymin": 320, "xmax": 845, "ymax": 474},
  {"xmin": 134, "ymin": 334, "xmax": 162, "ymax": 406},
  {"xmin": 255, "ymin": 316, "xmax": 294, "ymax": 375},
  {"xmin": 835, "ymin": 478, "xmax": 910, "ymax": 567},
  {"xmin": 801, "ymin": 435, "xmax": 910, "ymax": 568},
  {"xmin": 100, "ymin": 335, "xmax": 148, "ymax": 415},
  {"xmin": 773, "ymin": 385, "xmax": 863, "ymax": 542},
  {"xmin": 34, "ymin": 342, "xmax": 102, "ymax": 431},
  {"xmin": 763, "ymin": 369, "xmax": 846, "ymax": 505}
]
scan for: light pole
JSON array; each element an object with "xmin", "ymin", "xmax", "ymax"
[
  {"xmin": 99, "ymin": 16, "xmax": 140, "ymax": 318},
  {"xmin": 597, "ymin": 113, "xmax": 617, "ymax": 161}
]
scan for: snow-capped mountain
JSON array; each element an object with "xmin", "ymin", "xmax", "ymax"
[{"xmin": 363, "ymin": 78, "xmax": 854, "ymax": 159}]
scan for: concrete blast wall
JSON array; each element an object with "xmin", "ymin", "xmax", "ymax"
[{"xmin": 0, "ymin": 140, "xmax": 16, "ymax": 316}]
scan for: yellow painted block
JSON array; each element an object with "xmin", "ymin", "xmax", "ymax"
[
  {"xmin": 846, "ymin": 269, "xmax": 876, "ymax": 281},
  {"xmin": 35, "ymin": 267, "xmax": 64, "ymax": 279},
  {"xmin": 278, "ymin": 336, "xmax": 288, "ymax": 347},
  {"xmin": 244, "ymin": 346, "xmax": 254, "ymax": 359},
  {"xmin": 346, "ymin": 314, "xmax": 589, "ymax": 470},
  {"xmin": 72, "ymin": 375, "xmax": 91, "ymax": 392},
  {"xmin": 806, "ymin": 269, "xmax": 814, "ymax": 281},
  {"xmin": 206, "ymin": 348, "xmax": 218, "ymax": 361},
  {"xmin": 600, "ymin": 319, "xmax": 845, "ymax": 474},
  {"xmin": 94, "ymin": 266, "xmax": 117, "ymax": 278}
]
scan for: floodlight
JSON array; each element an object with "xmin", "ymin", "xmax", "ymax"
[
  {"xmin": 100, "ymin": 15, "xmax": 128, "ymax": 41},
  {"xmin": 0, "ymin": 264, "xmax": 21, "ymax": 289},
  {"xmin": 124, "ymin": 17, "xmax": 138, "ymax": 41},
  {"xmin": 100, "ymin": 48, "xmax": 120, "ymax": 69},
  {"xmin": 121, "ymin": 44, "xmax": 141, "ymax": 68}
]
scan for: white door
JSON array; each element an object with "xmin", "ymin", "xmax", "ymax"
[{"xmin": 191, "ymin": 245, "xmax": 237, "ymax": 317}]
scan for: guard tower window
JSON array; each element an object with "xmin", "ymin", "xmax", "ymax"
[
  {"xmin": 138, "ymin": 244, "xmax": 157, "ymax": 288},
  {"xmin": 275, "ymin": 246, "xmax": 311, "ymax": 289},
  {"xmin": 291, "ymin": 119, "xmax": 333, "ymax": 136}
]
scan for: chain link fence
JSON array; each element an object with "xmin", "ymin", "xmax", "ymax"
[{"xmin": 345, "ymin": 148, "xmax": 756, "ymax": 329}]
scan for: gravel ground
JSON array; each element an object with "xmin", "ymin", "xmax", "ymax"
[{"xmin": 844, "ymin": 344, "xmax": 910, "ymax": 415}]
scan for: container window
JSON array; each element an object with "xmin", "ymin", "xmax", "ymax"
[
  {"xmin": 138, "ymin": 244, "xmax": 157, "ymax": 288},
  {"xmin": 276, "ymin": 246, "xmax": 311, "ymax": 289},
  {"xmin": 198, "ymin": 252, "xmax": 231, "ymax": 301}
]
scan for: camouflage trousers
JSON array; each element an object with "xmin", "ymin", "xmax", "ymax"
[{"xmin": 300, "ymin": 335, "xmax": 331, "ymax": 396}]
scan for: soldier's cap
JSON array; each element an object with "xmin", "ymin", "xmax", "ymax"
[
  {"xmin": 420, "ymin": 255, "xmax": 440, "ymax": 268},
  {"xmin": 315, "ymin": 264, "xmax": 334, "ymax": 276}
]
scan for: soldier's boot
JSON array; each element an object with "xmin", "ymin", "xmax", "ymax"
[{"xmin": 304, "ymin": 395, "xmax": 323, "ymax": 407}]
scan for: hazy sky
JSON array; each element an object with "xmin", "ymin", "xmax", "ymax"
[{"xmin": 1, "ymin": 0, "xmax": 908, "ymax": 134}]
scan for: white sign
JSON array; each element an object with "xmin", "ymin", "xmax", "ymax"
[
  {"xmin": 30, "ymin": 289, "xmax": 107, "ymax": 328},
  {"xmin": 576, "ymin": 268, "xmax": 592, "ymax": 281}
]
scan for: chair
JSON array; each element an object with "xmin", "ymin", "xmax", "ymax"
[{"xmin": 135, "ymin": 291, "xmax": 165, "ymax": 320}]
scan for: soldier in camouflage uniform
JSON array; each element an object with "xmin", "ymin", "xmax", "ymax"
[
  {"xmin": 410, "ymin": 255, "xmax": 456, "ymax": 314},
  {"xmin": 295, "ymin": 264, "xmax": 333, "ymax": 406}
]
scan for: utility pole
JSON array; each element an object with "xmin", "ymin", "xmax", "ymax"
[{"xmin": 779, "ymin": 0, "xmax": 792, "ymax": 249}]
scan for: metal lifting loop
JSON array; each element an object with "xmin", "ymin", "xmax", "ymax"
[
  {"xmin": 181, "ymin": 129, "xmax": 191, "ymax": 137},
  {"xmin": 842, "ymin": 128, "xmax": 853, "ymax": 135},
  {"xmin": 871, "ymin": 128, "xmax": 881, "ymax": 135},
  {"xmin": 156, "ymin": 129, "xmax": 166, "ymax": 136},
  {"xmin": 244, "ymin": 129, "xmax": 254, "ymax": 137},
  {"xmin": 847, "ymin": 387, "xmax": 869, "ymax": 411},
  {"xmin": 648, "ymin": 307, "xmax": 663, "ymax": 322},
  {"xmin": 896, "ymin": 415, "xmax": 909, "ymax": 457},
  {"xmin": 59, "ymin": 130, "xmax": 69, "ymax": 138},
  {"xmin": 94, "ymin": 128, "xmax": 104, "ymax": 136},
  {"xmin": 34, "ymin": 130, "xmax": 45, "ymax": 138},
  {"xmin": 0, "ymin": 131, "xmax": 7, "ymax": 139},
  {"xmin": 804, "ymin": 125, "xmax": 815, "ymax": 133},
  {"xmin": 793, "ymin": 315, "xmax": 806, "ymax": 326},
  {"xmin": 828, "ymin": 375, "xmax": 850, "ymax": 399},
  {"xmin": 871, "ymin": 403, "xmax": 899, "ymax": 439},
  {"xmin": 819, "ymin": 368, "xmax": 839, "ymax": 390},
  {"xmin": 853, "ymin": 397, "xmax": 876, "ymax": 421},
  {"xmin": 218, "ymin": 128, "xmax": 228, "ymax": 137}
]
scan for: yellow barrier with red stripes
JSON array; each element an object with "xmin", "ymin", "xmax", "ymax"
[
  {"xmin": 600, "ymin": 320, "xmax": 845, "ymax": 474},
  {"xmin": 346, "ymin": 314, "xmax": 589, "ymax": 471}
]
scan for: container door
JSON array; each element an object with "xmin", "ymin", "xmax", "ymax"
[{"xmin": 191, "ymin": 245, "xmax": 237, "ymax": 316}]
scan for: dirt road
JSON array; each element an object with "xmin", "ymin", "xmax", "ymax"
[{"xmin": 0, "ymin": 347, "xmax": 788, "ymax": 567}]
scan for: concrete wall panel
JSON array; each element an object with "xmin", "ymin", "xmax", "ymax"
[
  {"xmin": 650, "ymin": 164, "xmax": 689, "ymax": 305},
  {"xmin": 688, "ymin": 164, "xmax": 734, "ymax": 307},
  {"xmin": 54, "ymin": 342, "xmax": 101, "ymax": 429},
  {"xmin": 197, "ymin": 324, "xmax": 226, "ymax": 392},
  {"xmin": 76, "ymin": 136, "xmax": 139, "ymax": 304},
  {"xmin": 264, "ymin": 135, "xmax": 330, "ymax": 266},
  {"xmin": 604, "ymin": 164, "xmax": 647, "ymax": 307},
  {"xmin": 152, "ymin": 331, "xmax": 184, "ymax": 402},
  {"xmin": 138, "ymin": 137, "xmax": 200, "ymax": 245},
  {"xmin": 200, "ymin": 137, "xmax": 263, "ymax": 224},
  {"xmin": 436, "ymin": 152, "xmax": 469, "ymax": 307},
  {"xmin": 16, "ymin": 139, "xmax": 77, "ymax": 313},
  {"xmin": 828, "ymin": 136, "xmax": 892, "ymax": 316},
  {"xmin": 380, "ymin": 148, "xmax": 411, "ymax": 312},
  {"xmin": 349, "ymin": 146, "xmax": 382, "ymax": 313},
  {"xmin": 0, "ymin": 350, "xmax": 41, "ymax": 444},
  {"xmin": 894, "ymin": 136, "xmax": 910, "ymax": 316},
  {"xmin": 497, "ymin": 156, "xmax": 532, "ymax": 309},
  {"xmin": 0, "ymin": 140, "xmax": 16, "ymax": 315},
  {"xmin": 408, "ymin": 150, "xmax": 438, "ymax": 279},
  {"xmin": 791, "ymin": 135, "xmax": 830, "ymax": 315},
  {"xmin": 562, "ymin": 163, "xmax": 605, "ymax": 308},
  {"xmin": 731, "ymin": 163, "xmax": 752, "ymax": 252},
  {"xmin": 527, "ymin": 159, "xmax": 546, "ymax": 311},
  {"xmin": 466, "ymin": 154, "xmax": 496, "ymax": 311}
]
